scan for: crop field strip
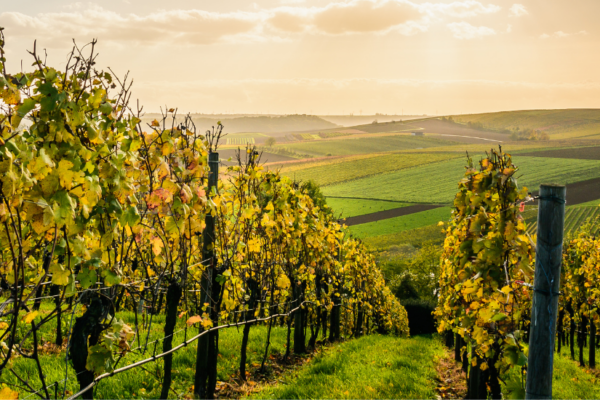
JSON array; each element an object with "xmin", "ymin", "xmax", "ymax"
[
  {"xmin": 226, "ymin": 137, "xmax": 255, "ymax": 145},
  {"xmin": 326, "ymin": 198, "xmax": 411, "ymax": 218},
  {"xmin": 518, "ymin": 146, "xmax": 600, "ymax": 160},
  {"xmin": 348, "ymin": 207, "xmax": 453, "ymax": 239},
  {"xmin": 281, "ymin": 152, "xmax": 464, "ymax": 187},
  {"xmin": 342, "ymin": 204, "xmax": 443, "ymax": 226},
  {"xmin": 275, "ymin": 135, "xmax": 458, "ymax": 157},
  {"xmin": 323, "ymin": 156, "xmax": 600, "ymax": 204},
  {"xmin": 525, "ymin": 206, "xmax": 600, "ymax": 236},
  {"xmin": 452, "ymin": 109, "xmax": 600, "ymax": 132}
]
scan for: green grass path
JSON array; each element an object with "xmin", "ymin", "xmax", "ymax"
[{"xmin": 252, "ymin": 334, "xmax": 444, "ymax": 399}]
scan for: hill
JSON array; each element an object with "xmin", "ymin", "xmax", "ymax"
[
  {"xmin": 141, "ymin": 114, "xmax": 338, "ymax": 134},
  {"xmin": 451, "ymin": 109, "xmax": 600, "ymax": 139}
]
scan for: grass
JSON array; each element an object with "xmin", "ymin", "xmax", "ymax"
[
  {"xmin": 281, "ymin": 152, "xmax": 462, "ymax": 187},
  {"xmin": 326, "ymin": 198, "xmax": 410, "ymax": 218},
  {"xmin": 348, "ymin": 207, "xmax": 452, "ymax": 239},
  {"xmin": 501, "ymin": 340, "xmax": 600, "ymax": 399},
  {"xmin": 3, "ymin": 305, "xmax": 299, "ymax": 400},
  {"xmin": 276, "ymin": 135, "xmax": 456, "ymax": 157},
  {"xmin": 323, "ymin": 156, "xmax": 600, "ymax": 204},
  {"xmin": 253, "ymin": 334, "xmax": 444, "ymax": 400},
  {"xmin": 362, "ymin": 224, "xmax": 445, "ymax": 252}
]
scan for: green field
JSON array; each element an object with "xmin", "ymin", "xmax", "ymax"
[
  {"xmin": 452, "ymin": 109, "xmax": 600, "ymax": 139},
  {"xmin": 326, "ymin": 198, "xmax": 410, "ymax": 218},
  {"xmin": 254, "ymin": 334, "xmax": 443, "ymax": 400},
  {"xmin": 276, "ymin": 135, "xmax": 456, "ymax": 157},
  {"xmin": 526, "ymin": 206, "xmax": 600, "ymax": 236},
  {"xmin": 282, "ymin": 153, "xmax": 462, "ymax": 187},
  {"xmin": 362, "ymin": 224, "xmax": 445, "ymax": 252},
  {"xmin": 348, "ymin": 207, "xmax": 452, "ymax": 238},
  {"xmin": 323, "ymin": 157, "xmax": 600, "ymax": 204}
]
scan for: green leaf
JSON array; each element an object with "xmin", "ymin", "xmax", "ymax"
[
  {"xmin": 51, "ymin": 190, "xmax": 76, "ymax": 226},
  {"xmin": 99, "ymin": 102, "xmax": 112, "ymax": 115},
  {"xmin": 491, "ymin": 313, "xmax": 508, "ymax": 322},
  {"xmin": 121, "ymin": 205, "xmax": 140, "ymax": 227},
  {"xmin": 77, "ymin": 267, "xmax": 97, "ymax": 289},
  {"xmin": 65, "ymin": 274, "xmax": 76, "ymax": 297},
  {"xmin": 517, "ymin": 351, "xmax": 527, "ymax": 366},
  {"xmin": 49, "ymin": 263, "xmax": 70, "ymax": 286},
  {"xmin": 103, "ymin": 270, "xmax": 121, "ymax": 286},
  {"xmin": 86, "ymin": 344, "xmax": 114, "ymax": 374}
]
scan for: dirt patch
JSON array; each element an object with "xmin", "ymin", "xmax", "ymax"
[
  {"xmin": 340, "ymin": 204, "xmax": 443, "ymax": 226},
  {"xmin": 435, "ymin": 348, "xmax": 467, "ymax": 400},
  {"xmin": 527, "ymin": 177, "xmax": 600, "ymax": 206},
  {"xmin": 215, "ymin": 343, "xmax": 333, "ymax": 399},
  {"xmin": 519, "ymin": 146, "xmax": 600, "ymax": 160}
]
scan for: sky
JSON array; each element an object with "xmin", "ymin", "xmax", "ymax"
[{"xmin": 0, "ymin": 0, "xmax": 598, "ymax": 115}]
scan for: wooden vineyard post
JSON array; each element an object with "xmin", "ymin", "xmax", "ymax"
[
  {"xmin": 525, "ymin": 184, "xmax": 566, "ymax": 400},
  {"xmin": 194, "ymin": 151, "xmax": 219, "ymax": 399}
]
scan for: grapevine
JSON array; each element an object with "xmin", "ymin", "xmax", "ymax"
[{"xmin": 0, "ymin": 30, "xmax": 408, "ymax": 400}]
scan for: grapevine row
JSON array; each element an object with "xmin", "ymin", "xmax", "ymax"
[{"xmin": 0, "ymin": 32, "xmax": 408, "ymax": 399}]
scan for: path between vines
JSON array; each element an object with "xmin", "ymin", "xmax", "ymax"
[{"xmin": 247, "ymin": 334, "xmax": 443, "ymax": 399}]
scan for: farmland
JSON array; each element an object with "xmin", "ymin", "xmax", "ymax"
[
  {"xmin": 322, "ymin": 156, "xmax": 600, "ymax": 204},
  {"xmin": 451, "ymin": 109, "xmax": 600, "ymax": 139},
  {"xmin": 274, "ymin": 135, "xmax": 456, "ymax": 157},
  {"xmin": 348, "ymin": 207, "xmax": 453, "ymax": 238},
  {"xmin": 326, "ymin": 198, "xmax": 410, "ymax": 218},
  {"xmin": 280, "ymin": 152, "xmax": 463, "ymax": 187},
  {"xmin": 525, "ymin": 205, "xmax": 600, "ymax": 237}
]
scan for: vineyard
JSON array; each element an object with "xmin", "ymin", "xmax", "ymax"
[
  {"xmin": 525, "ymin": 206, "xmax": 600, "ymax": 236},
  {"xmin": 225, "ymin": 137, "xmax": 255, "ymax": 146},
  {"xmin": 322, "ymin": 156, "xmax": 600, "ymax": 204},
  {"xmin": 0, "ymin": 33, "xmax": 409, "ymax": 400}
]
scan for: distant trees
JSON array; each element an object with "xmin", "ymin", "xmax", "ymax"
[
  {"xmin": 510, "ymin": 127, "xmax": 550, "ymax": 141},
  {"xmin": 265, "ymin": 137, "xmax": 276, "ymax": 147}
]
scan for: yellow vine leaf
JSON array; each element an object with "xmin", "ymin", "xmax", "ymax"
[
  {"xmin": 0, "ymin": 387, "xmax": 18, "ymax": 400},
  {"xmin": 23, "ymin": 311, "xmax": 39, "ymax": 324}
]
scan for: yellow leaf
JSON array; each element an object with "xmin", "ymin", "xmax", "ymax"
[
  {"xmin": 0, "ymin": 387, "xmax": 19, "ymax": 400},
  {"xmin": 0, "ymin": 322, "xmax": 8, "ymax": 330},
  {"xmin": 24, "ymin": 311, "xmax": 39, "ymax": 324},
  {"xmin": 276, "ymin": 274, "xmax": 290, "ymax": 290}
]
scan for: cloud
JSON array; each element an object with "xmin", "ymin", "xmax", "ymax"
[
  {"xmin": 509, "ymin": 4, "xmax": 528, "ymax": 17},
  {"xmin": 447, "ymin": 21, "xmax": 495, "ymax": 39},
  {"xmin": 421, "ymin": 1, "xmax": 501, "ymax": 18},
  {"xmin": 540, "ymin": 30, "xmax": 588, "ymax": 39},
  {"xmin": 0, "ymin": 1, "xmax": 503, "ymax": 46},
  {"xmin": 311, "ymin": 0, "xmax": 422, "ymax": 34},
  {"xmin": 0, "ymin": 6, "xmax": 262, "ymax": 46}
]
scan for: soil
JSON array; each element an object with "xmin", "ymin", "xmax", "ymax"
[
  {"xmin": 435, "ymin": 347, "xmax": 467, "ymax": 400},
  {"xmin": 340, "ymin": 204, "xmax": 443, "ymax": 226},
  {"xmin": 528, "ymin": 177, "xmax": 600, "ymax": 206},
  {"xmin": 519, "ymin": 146, "xmax": 600, "ymax": 161}
]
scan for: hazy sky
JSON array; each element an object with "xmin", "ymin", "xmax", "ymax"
[{"xmin": 1, "ymin": 0, "xmax": 598, "ymax": 115}]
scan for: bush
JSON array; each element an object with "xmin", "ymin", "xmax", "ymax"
[{"xmin": 401, "ymin": 298, "xmax": 437, "ymax": 335}]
